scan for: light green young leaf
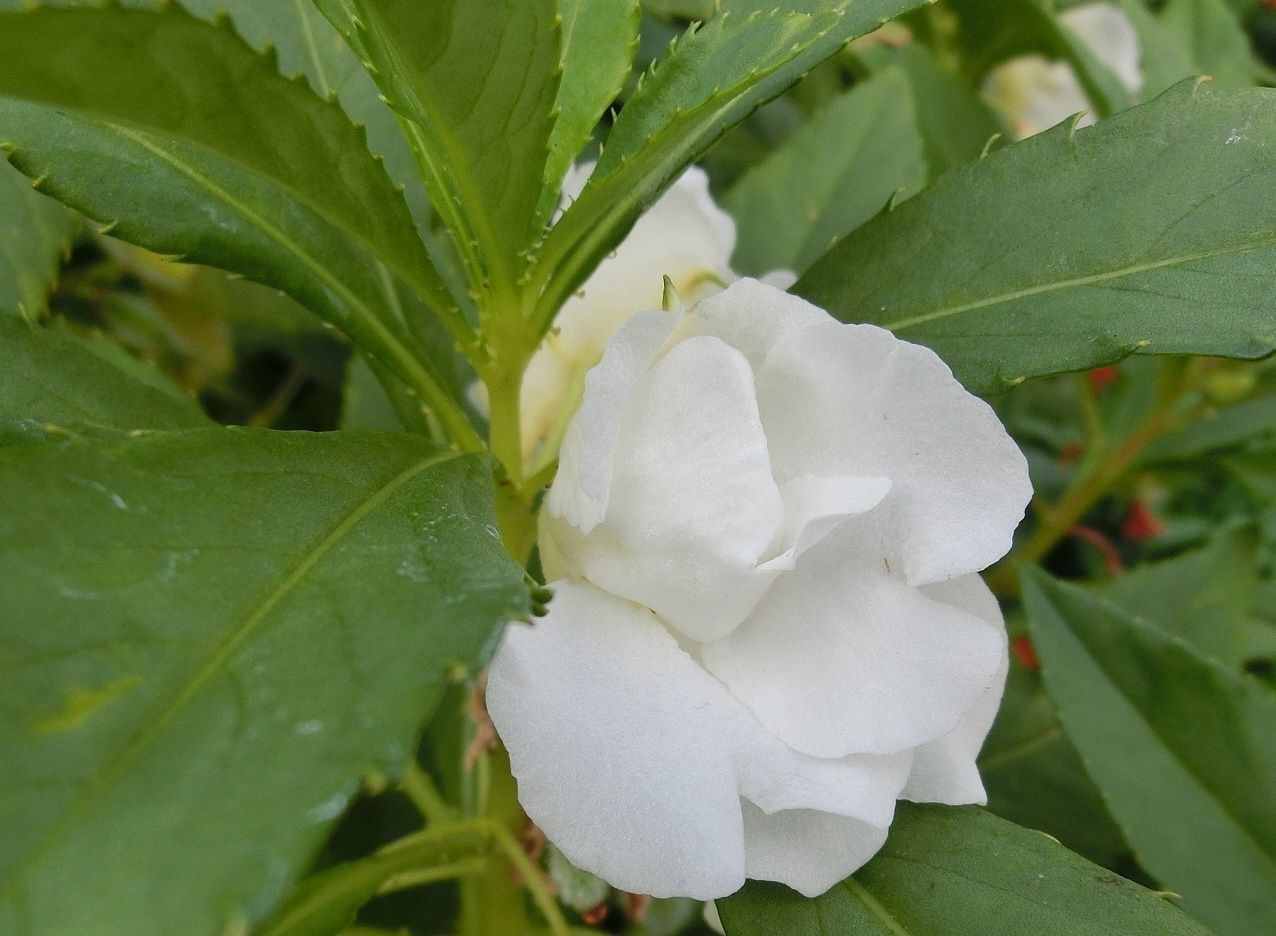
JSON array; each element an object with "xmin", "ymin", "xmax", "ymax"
[
  {"xmin": 719, "ymin": 804, "xmax": 1208, "ymax": 936},
  {"xmin": 948, "ymin": 0, "xmax": 1135, "ymax": 115},
  {"xmin": 529, "ymin": 0, "xmax": 927, "ymax": 332},
  {"xmin": 0, "ymin": 430, "xmax": 529, "ymax": 936},
  {"xmin": 314, "ymin": 0, "xmax": 562, "ymax": 296},
  {"xmin": 540, "ymin": 0, "xmax": 641, "ymax": 221},
  {"xmin": 797, "ymin": 83, "xmax": 1276, "ymax": 394},
  {"xmin": 0, "ymin": 160, "xmax": 77, "ymax": 321},
  {"xmin": 0, "ymin": 315, "xmax": 207, "ymax": 445},
  {"xmin": 1022, "ymin": 567, "xmax": 1276, "ymax": 936},
  {"xmin": 1158, "ymin": 0, "xmax": 1253, "ymax": 90},
  {"xmin": 1099, "ymin": 525, "xmax": 1260, "ymax": 666},
  {"xmin": 856, "ymin": 43, "xmax": 1005, "ymax": 178},
  {"xmin": 725, "ymin": 68, "xmax": 927, "ymax": 277},
  {"xmin": 0, "ymin": 6, "xmax": 475, "ymax": 442}
]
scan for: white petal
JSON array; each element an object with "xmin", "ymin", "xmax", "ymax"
[
  {"xmin": 1064, "ymin": 3, "xmax": 1142, "ymax": 94},
  {"xmin": 677, "ymin": 278, "xmax": 828, "ymax": 372},
  {"xmin": 487, "ymin": 582, "xmax": 907, "ymax": 899},
  {"xmin": 741, "ymin": 801, "xmax": 891, "ymax": 898},
  {"xmin": 753, "ymin": 315, "xmax": 1031, "ymax": 585},
  {"xmin": 701, "ymin": 521, "xmax": 1007, "ymax": 758},
  {"xmin": 570, "ymin": 336, "xmax": 786, "ymax": 642},
  {"xmin": 760, "ymin": 474, "xmax": 892, "ymax": 567},
  {"xmin": 902, "ymin": 576, "xmax": 1009, "ymax": 805},
  {"xmin": 547, "ymin": 310, "xmax": 677, "ymax": 533}
]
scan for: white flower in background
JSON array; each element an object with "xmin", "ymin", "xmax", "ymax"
[
  {"xmin": 985, "ymin": 2, "xmax": 1143, "ymax": 138},
  {"xmin": 518, "ymin": 164, "xmax": 792, "ymax": 464},
  {"xmin": 488, "ymin": 280, "xmax": 1032, "ymax": 899}
]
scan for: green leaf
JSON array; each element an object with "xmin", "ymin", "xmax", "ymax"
[
  {"xmin": 856, "ymin": 43, "xmax": 1004, "ymax": 178},
  {"xmin": 177, "ymin": 0, "xmax": 429, "ymax": 228},
  {"xmin": 530, "ymin": 0, "xmax": 927, "ymax": 331},
  {"xmin": 314, "ymin": 0, "xmax": 562, "ymax": 294},
  {"xmin": 0, "ymin": 315, "xmax": 207, "ymax": 445},
  {"xmin": 1099, "ymin": 524, "xmax": 1260, "ymax": 665},
  {"xmin": 0, "ymin": 5, "xmax": 472, "ymax": 413},
  {"xmin": 725, "ymin": 68, "xmax": 927, "ymax": 277},
  {"xmin": 1158, "ymin": 0, "xmax": 1252, "ymax": 90},
  {"xmin": 1022, "ymin": 567, "xmax": 1276, "ymax": 936},
  {"xmin": 948, "ymin": 0, "xmax": 1136, "ymax": 115},
  {"xmin": 1147, "ymin": 393, "xmax": 1276, "ymax": 462},
  {"xmin": 0, "ymin": 429, "xmax": 529, "ymax": 935},
  {"xmin": 0, "ymin": 160, "xmax": 76, "ymax": 321},
  {"xmin": 540, "ymin": 0, "xmax": 641, "ymax": 220},
  {"xmin": 718, "ymin": 804, "xmax": 1208, "ymax": 936},
  {"xmin": 797, "ymin": 83, "xmax": 1276, "ymax": 394},
  {"xmin": 979, "ymin": 663, "xmax": 1131, "ymax": 867}
]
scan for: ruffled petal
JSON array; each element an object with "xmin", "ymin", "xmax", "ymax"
[
  {"xmin": 488, "ymin": 582, "xmax": 908, "ymax": 899},
  {"xmin": 547, "ymin": 310, "xmax": 677, "ymax": 534},
  {"xmin": 676, "ymin": 277, "xmax": 827, "ymax": 371},
  {"xmin": 760, "ymin": 474, "xmax": 892, "ymax": 567},
  {"xmin": 701, "ymin": 520, "xmax": 1007, "ymax": 758},
  {"xmin": 902, "ymin": 576, "xmax": 1009, "ymax": 805},
  {"xmin": 753, "ymin": 314, "xmax": 1031, "ymax": 585},
  {"xmin": 740, "ymin": 801, "xmax": 891, "ymax": 898},
  {"xmin": 570, "ymin": 336, "xmax": 786, "ymax": 642}
]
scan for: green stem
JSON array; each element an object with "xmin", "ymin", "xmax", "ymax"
[
  {"xmin": 988, "ymin": 363, "xmax": 1199, "ymax": 597},
  {"xmin": 259, "ymin": 821, "xmax": 496, "ymax": 936},
  {"xmin": 400, "ymin": 762, "xmax": 456, "ymax": 824}
]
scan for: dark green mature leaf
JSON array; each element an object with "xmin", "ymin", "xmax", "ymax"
[
  {"xmin": 726, "ymin": 68, "xmax": 926, "ymax": 276},
  {"xmin": 719, "ymin": 804, "xmax": 1207, "ymax": 936},
  {"xmin": 0, "ymin": 430, "xmax": 529, "ymax": 936},
  {"xmin": 0, "ymin": 160, "xmax": 76, "ymax": 321},
  {"xmin": 315, "ymin": 0, "xmax": 562, "ymax": 293},
  {"xmin": 0, "ymin": 5, "xmax": 466, "ymax": 417},
  {"xmin": 529, "ymin": 0, "xmax": 927, "ymax": 329},
  {"xmin": 177, "ymin": 0, "xmax": 429, "ymax": 228},
  {"xmin": 1022, "ymin": 567, "xmax": 1276, "ymax": 936},
  {"xmin": 0, "ymin": 316, "xmax": 207, "ymax": 445},
  {"xmin": 1099, "ymin": 524, "xmax": 1260, "ymax": 665},
  {"xmin": 979, "ymin": 663, "xmax": 1131, "ymax": 867},
  {"xmin": 541, "ymin": 0, "xmax": 641, "ymax": 220},
  {"xmin": 798, "ymin": 83, "xmax": 1276, "ymax": 394}
]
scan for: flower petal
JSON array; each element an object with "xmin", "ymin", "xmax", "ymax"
[
  {"xmin": 902, "ymin": 576, "xmax": 1009, "ymax": 805},
  {"xmin": 677, "ymin": 277, "xmax": 827, "ymax": 371},
  {"xmin": 701, "ymin": 520, "xmax": 1007, "ymax": 758},
  {"xmin": 568, "ymin": 335, "xmax": 786, "ymax": 642},
  {"xmin": 488, "ymin": 581, "xmax": 908, "ymax": 899},
  {"xmin": 753, "ymin": 313, "xmax": 1031, "ymax": 584},
  {"xmin": 547, "ymin": 310, "xmax": 677, "ymax": 534},
  {"xmin": 741, "ymin": 801, "xmax": 891, "ymax": 898},
  {"xmin": 760, "ymin": 473, "xmax": 892, "ymax": 567}
]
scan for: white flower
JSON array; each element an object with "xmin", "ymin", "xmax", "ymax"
[
  {"xmin": 985, "ymin": 2, "xmax": 1143, "ymax": 139},
  {"xmin": 517, "ymin": 164, "xmax": 794, "ymax": 464},
  {"xmin": 519, "ymin": 164, "xmax": 736, "ymax": 463},
  {"xmin": 487, "ymin": 280, "xmax": 1031, "ymax": 899}
]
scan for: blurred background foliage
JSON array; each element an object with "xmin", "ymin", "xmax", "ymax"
[{"xmin": 7, "ymin": 0, "xmax": 1275, "ymax": 930}]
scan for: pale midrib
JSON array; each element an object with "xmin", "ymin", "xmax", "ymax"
[
  {"xmin": 842, "ymin": 878, "xmax": 913, "ymax": 936},
  {"xmin": 884, "ymin": 234, "xmax": 1276, "ymax": 332},
  {"xmin": 2, "ymin": 448, "xmax": 458, "ymax": 896}
]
